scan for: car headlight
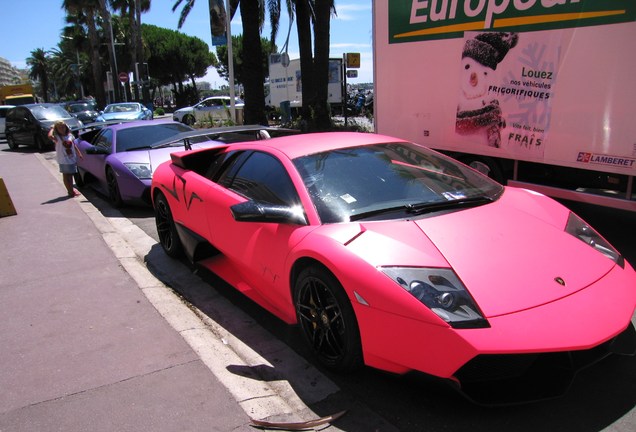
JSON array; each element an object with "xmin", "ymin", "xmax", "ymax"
[
  {"xmin": 565, "ymin": 212, "xmax": 624, "ymax": 268},
  {"xmin": 381, "ymin": 267, "xmax": 489, "ymax": 329},
  {"xmin": 124, "ymin": 163, "xmax": 152, "ymax": 179}
]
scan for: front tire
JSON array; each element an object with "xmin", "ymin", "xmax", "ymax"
[
  {"xmin": 106, "ymin": 167, "xmax": 123, "ymax": 208},
  {"xmin": 294, "ymin": 265, "xmax": 363, "ymax": 372},
  {"xmin": 154, "ymin": 192, "xmax": 183, "ymax": 258},
  {"xmin": 6, "ymin": 135, "xmax": 18, "ymax": 150},
  {"xmin": 35, "ymin": 135, "xmax": 47, "ymax": 152},
  {"xmin": 183, "ymin": 115, "xmax": 195, "ymax": 126}
]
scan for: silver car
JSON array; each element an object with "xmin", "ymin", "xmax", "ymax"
[{"xmin": 172, "ymin": 96, "xmax": 244, "ymax": 126}]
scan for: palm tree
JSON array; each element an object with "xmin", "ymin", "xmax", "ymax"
[
  {"xmin": 27, "ymin": 49, "xmax": 51, "ymax": 102},
  {"xmin": 311, "ymin": 0, "xmax": 335, "ymax": 130},
  {"xmin": 110, "ymin": 0, "xmax": 151, "ymax": 100},
  {"xmin": 62, "ymin": 0, "xmax": 107, "ymax": 107}
]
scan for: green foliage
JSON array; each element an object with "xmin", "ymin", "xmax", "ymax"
[
  {"xmin": 142, "ymin": 23, "xmax": 217, "ymax": 88},
  {"xmin": 215, "ymin": 35, "xmax": 276, "ymax": 87},
  {"xmin": 154, "ymin": 107, "xmax": 165, "ymax": 116}
]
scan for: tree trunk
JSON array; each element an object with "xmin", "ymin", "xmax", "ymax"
[
  {"xmin": 239, "ymin": 0, "xmax": 267, "ymax": 125},
  {"xmin": 295, "ymin": 0, "xmax": 314, "ymax": 128},
  {"xmin": 313, "ymin": 0, "xmax": 332, "ymax": 131},
  {"xmin": 86, "ymin": 13, "xmax": 106, "ymax": 107}
]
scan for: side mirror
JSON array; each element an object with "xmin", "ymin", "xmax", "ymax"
[{"xmin": 230, "ymin": 200, "xmax": 307, "ymax": 225}]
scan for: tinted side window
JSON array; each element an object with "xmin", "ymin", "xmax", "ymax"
[
  {"xmin": 224, "ymin": 152, "xmax": 299, "ymax": 206},
  {"xmin": 95, "ymin": 129, "xmax": 113, "ymax": 150}
]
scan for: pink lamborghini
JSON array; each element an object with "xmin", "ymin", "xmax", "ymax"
[{"xmin": 151, "ymin": 132, "xmax": 636, "ymax": 404}]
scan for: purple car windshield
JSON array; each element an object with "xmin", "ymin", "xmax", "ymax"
[{"xmin": 115, "ymin": 123, "xmax": 193, "ymax": 152}]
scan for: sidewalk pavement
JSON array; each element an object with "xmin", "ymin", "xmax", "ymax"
[
  {"xmin": 0, "ymin": 148, "xmax": 259, "ymax": 431},
  {"xmin": 0, "ymin": 148, "xmax": 397, "ymax": 432}
]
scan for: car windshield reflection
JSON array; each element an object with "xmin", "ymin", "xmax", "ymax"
[{"xmin": 293, "ymin": 142, "xmax": 503, "ymax": 223}]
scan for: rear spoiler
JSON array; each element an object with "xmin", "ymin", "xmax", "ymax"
[
  {"xmin": 151, "ymin": 124, "xmax": 299, "ymax": 150},
  {"xmin": 169, "ymin": 146, "xmax": 229, "ymax": 170}
]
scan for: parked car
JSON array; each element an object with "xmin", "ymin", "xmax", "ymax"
[
  {"xmin": 63, "ymin": 101, "xmax": 100, "ymax": 124},
  {"xmin": 172, "ymin": 96, "xmax": 244, "ymax": 125},
  {"xmin": 96, "ymin": 102, "xmax": 152, "ymax": 122},
  {"xmin": 151, "ymin": 131, "xmax": 636, "ymax": 405},
  {"xmin": 0, "ymin": 105, "xmax": 15, "ymax": 140},
  {"xmin": 5, "ymin": 104, "xmax": 83, "ymax": 151},
  {"xmin": 75, "ymin": 121, "xmax": 286, "ymax": 207}
]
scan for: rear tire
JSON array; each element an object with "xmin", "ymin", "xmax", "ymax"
[
  {"xmin": 294, "ymin": 265, "xmax": 363, "ymax": 372},
  {"xmin": 154, "ymin": 192, "xmax": 183, "ymax": 258}
]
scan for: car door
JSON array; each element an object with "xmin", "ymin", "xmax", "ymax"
[
  {"xmin": 12, "ymin": 107, "xmax": 35, "ymax": 145},
  {"xmin": 82, "ymin": 128, "xmax": 114, "ymax": 186},
  {"xmin": 205, "ymin": 150, "xmax": 312, "ymax": 314}
]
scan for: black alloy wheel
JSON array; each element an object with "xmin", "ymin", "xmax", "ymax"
[
  {"xmin": 154, "ymin": 192, "xmax": 183, "ymax": 258},
  {"xmin": 106, "ymin": 167, "xmax": 123, "ymax": 208},
  {"xmin": 294, "ymin": 265, "xmax": 363, "ymax": 372}
]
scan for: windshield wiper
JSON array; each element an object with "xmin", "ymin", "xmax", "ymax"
[
  {"xmin": 349, "ymin": 196, "xmax": 493, "ymax": 221},
  {"xmin": 125, "ymin": 145, "xmax": 152, "ymax": 151},
  {"xmin": 405, "ymin": 196, "xmax": 494, "ymax": 215}
]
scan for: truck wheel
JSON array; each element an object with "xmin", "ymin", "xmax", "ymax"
[{"xmin": 461, "ymin": 156, "xmax": 505, "ymax": 184}]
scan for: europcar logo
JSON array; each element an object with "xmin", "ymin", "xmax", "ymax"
[
  {"xmin": 577, "ymin": 152, "xmax": 636, "ymax": 169},
  {"xmin": 389, "ymin": 0, "xmax": 636, "ymax": 43}
]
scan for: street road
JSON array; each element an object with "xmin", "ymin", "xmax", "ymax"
[{"xmin": 3, "ymin": 138, "xmax": 636, "ymax": 431}]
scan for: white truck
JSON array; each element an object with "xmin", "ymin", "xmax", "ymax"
[
  {"xmin": 268, "ymin": 54, "xmax": 343, "ymax": 109},
  {"xmin": 373, "ymin": 1, "xmax": 636, "ymax": 211}
]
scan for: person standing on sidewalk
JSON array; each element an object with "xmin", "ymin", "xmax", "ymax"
[{"xmin": 48, "ymin": 120, "xmax": 83, "ymax": 197}]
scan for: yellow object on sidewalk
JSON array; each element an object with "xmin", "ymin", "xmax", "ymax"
[{"xmin": 0, "ymin": 178, "xmax": 17, "ymax": 217}]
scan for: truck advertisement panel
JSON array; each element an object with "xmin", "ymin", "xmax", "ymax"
[
  {"xmin": 375, "ymin": 1, "xmax": 636, "ymax": 177},
  {"xmin": 268, "ymin": 55, "xmax": 343, "ymax": 108}
]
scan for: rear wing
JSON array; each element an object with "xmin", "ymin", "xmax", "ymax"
[{"xmin": 151, "ymin": 124, "xmax": 299, "ymax": 150}]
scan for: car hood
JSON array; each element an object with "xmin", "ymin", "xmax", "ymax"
[
  {"xmin": 174, "ymin": 107, "xmax": 193, "ymax": 115},
  {"xmin": 100, "ymin": 112, "xmax": 143, "ymax": 121},
  {"xmin": 115, "ymin": 141, "xmax": 222, "ymax": 172},
  {"xmin": 343, "ymin": 188, "xmax": 616, "ymax": 317}
]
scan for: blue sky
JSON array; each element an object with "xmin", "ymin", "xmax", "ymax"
[{"xmin": 0, "ymin": 0, "xmax": 373, "ymax": 86}]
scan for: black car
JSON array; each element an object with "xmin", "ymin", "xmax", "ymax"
[
  {"xmin": 5, "ymin": 104, "xmax": 83, "ymax": 151},
  {"xmin": 63, "ymin": 101, "xmax": 100, "ymax": 124}
]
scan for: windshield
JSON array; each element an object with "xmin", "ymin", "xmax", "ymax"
[
  {"xmin": 31, "ymin": 106, "xmax": 72, "ymax": 121},
  {"xmin": 293, "ymin": 142, "xmax": 504, "ymax": 223},
  {"xmin": 115, "ymin": 123, "xmax": 193, "ymax": 152},
  {"xmin": 68, "ymin": 103, "xmax": 93, "ymax": 113},
  {"xmin": 105, "ymin": 103, "xmax": 141, "ymax": 113}
]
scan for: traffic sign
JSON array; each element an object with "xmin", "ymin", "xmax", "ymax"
[
  {"xmin": 118, "ymin": 72, "xmax": 129, "ymax": 83},
  {"xmin": 346, "ymin": 53, "xmax": 360, "ymax": 68}
]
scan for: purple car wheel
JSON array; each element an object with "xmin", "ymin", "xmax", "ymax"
[
  {"xmin": 154, "ymin": 192, "xmax": 183, "ymax": 258},
  {"xmin": 294, "ymin": 265, "xmax": 362, "ymax": 372}
]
